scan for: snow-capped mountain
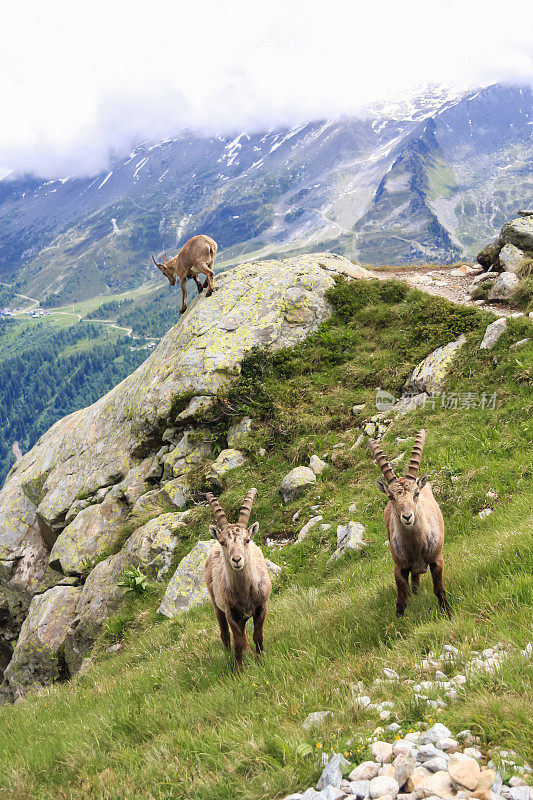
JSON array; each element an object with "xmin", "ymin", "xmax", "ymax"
[{"xmin": 0, "ymin": 83, "xmax": 531, "ymax": 304}]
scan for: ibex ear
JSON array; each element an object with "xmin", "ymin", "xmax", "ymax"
[
  {"xmin": 248, "ymin": 521, "xmax": 259, "ymax": 539},
  {"xmin": 417, "ymin": 475, "xmax": 428, "ymax": 489},
  {"xmin": 377, "ymin": 477, "xmax": 389, "ymax": 495},
  {"xmin": 209, "ymin": 525, "xmax": 220, "ymax": 541}
]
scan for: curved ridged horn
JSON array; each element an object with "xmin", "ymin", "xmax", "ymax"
[
  {"xmin": 405, "ymin": 429, "xmax": 426, "ymax": 480},
  {"xmin": 368, "ymin": 438, "xmax": 397, "ymax": 484},
  {"xmin": 151, "ymin": 254, "xmax": 164, "ymax": 269},
  {"xmin": 206, "ymin": 492, "xmax": 229, "ymax": 530},
  {"xmin": 237, "ymin": 488, "xmax": 258, "ymax": 527}
]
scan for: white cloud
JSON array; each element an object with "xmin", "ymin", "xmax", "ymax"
[{"xmin": 0, "ymin": 0, "xmax": 531, "ymax": 177}]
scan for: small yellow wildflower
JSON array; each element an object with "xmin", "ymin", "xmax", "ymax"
[{"xmin": 316, "ymin": 742, "xmax": 322, "ymax": 749}]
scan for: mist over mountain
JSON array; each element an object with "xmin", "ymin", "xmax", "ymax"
[{"xmin": 1, "ymin": 83, "xmax": 531, "ymax": 304}]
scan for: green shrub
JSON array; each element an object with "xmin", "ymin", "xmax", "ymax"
[{"xmin": 470, "ymin": 281, "xmax": 494, "ymax": 301}]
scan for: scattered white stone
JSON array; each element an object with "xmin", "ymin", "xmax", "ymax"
[
  {"xmin": 349, "ymin": 763, "xmax": 381, "ymax": 782},
  {"xmin": 393, "ymin": 741, "xmax": 414, "ymax": 759},
  {"xmin": 369, "ymin": 776, "xmax": 399, "ymax": 799},
  {"xmin": 310, "ymin": 455, "xmax": 328, "ymax": 475},
  {"xmin": 443, "ymin": 645, "xmax": 459, "ymax": 658},
  {"xmin": 302, "ymin": 710, "xmax": 331, "ymax": 730},
  {"xmin": 320, "ymin": 524, "xmax": 332, "ymax": 532},
  {"xmin": 348, "ymin": 779, "xmax": 371, "ymax": 799},
  {"xmin": 380, "ymin": 710, "xmax": 391, "ymax": 720},
  {"xmin": 329, "ymin": 522, "xmax": 365, "ymax": 561},
  {"xmin": 354, "ymin": 695, "xmax": 372, "ymax": 709},
  {"xmin": 480, "ymin": 318, "xmax": 508, "ymax": 350},
  {"xmin": 448, "ymin": 754, "xmax": 481, "ymax": 790},
  {"xmin": 436, "ymin": 738, "xmax": 459, "ymax": 753},
  {"xmin": 417, "ymin": 745, "xmax": 441, "ymax": 763},
  {"xmin": 424, "ymin": 757, "xmax": 449, "ymax": 773},
  {"xmin": 509, "ymin": 787, "xmax": 533, "ymax": 800},
  {"xmin": 317, "ymin": 753, "xmax": 350, "ymax": 790},
  {"xmin": 297, "ymin": 516, "xmax": 323, "ymax": 543},
  {"xmin": 383, "ymin": 668, "xmax": 400, "ymax": 680},
  {"xmin": 370, "ymin": 742, "xmax": 393, "ymax": 764},
  {"xmin": 419, "ymin": 724, "xmax": 453, "ymax": 745}
]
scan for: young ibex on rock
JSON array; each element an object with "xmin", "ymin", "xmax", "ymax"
[
  {"xmin": 152, "ymin": 234, "xmax": 218, "ymax": 314},
  {"xmin": 205, "ymin": 489, "xmax": 272, "ymax": 671},
  {"xmin": 369, "ymin": 430, "xmax": 450, "ymax": 618}
]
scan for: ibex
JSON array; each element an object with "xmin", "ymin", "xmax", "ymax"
[
  {"xmin": 205, "ymin": 489, "xmax": 272, "ymax": 670},
  {"xmin": 368, "ymin": 430, "xmax": 450, "ymax": 618},
  {"xmin": 152, "ymin": 234, "xmax": 218, "ymax": 314}
]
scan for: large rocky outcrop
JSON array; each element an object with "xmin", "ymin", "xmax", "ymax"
[
  {"xmin": 0, "ymin": 252, "xmax": 370, "ymax": 697},
  {"xmin": 476, "ymin": 215, "xmax": 533, "ymax": 275}
]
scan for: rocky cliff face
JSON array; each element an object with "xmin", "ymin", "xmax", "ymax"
[{"xmin": 0, "ymin": 253, "xmax": 370, "ymax": 700}]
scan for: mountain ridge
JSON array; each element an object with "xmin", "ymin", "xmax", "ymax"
[{"xmin": 0, "ymin": 83, "xmax": 531, "ymax": 304}]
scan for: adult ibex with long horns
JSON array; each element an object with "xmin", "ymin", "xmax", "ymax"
[
  {"xmin": 204, "ymin": 489, "xmax": 272, "ymax": 670},
  {"xmin": 152, "ymin": 234, "xmax": 218, "ymax": 315},
  {"xmin": 368, "ymin": 430, "xmax": 450, "ymax": 618}
]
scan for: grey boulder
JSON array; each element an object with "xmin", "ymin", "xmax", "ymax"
[
  {"xmin": 480, "ymin": 318, "xmax": 507, "ymax": 350},
  {"xmin": 501, "ymin": 216, "xmax": 533, "ymax": 251},
  {"xmin": 279, "ymin": 466, "xmax": 317, "ymax": 503},
  {"xmin": 487, "ymin": 273, "xmax": 519, "ymax": 301},
  {"xmin": 3, "ymin": 585, "xmax": 80, "ymax": 699}
]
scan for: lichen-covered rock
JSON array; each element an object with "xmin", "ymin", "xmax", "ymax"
[
  {"xmin": 162, "ymin": 429, "xmax": 212, "ymax": 479},
  {"xmin": 487, "ymin": 272, "xmax": 519, "ymax": 301},
  {"xmin": 501, "ymin": 216, "xmax": 533, "ymax": 251},
  {"xmin": 160, "ymin": 477, "xmax": 190, "ymax": 509},
  {"xmin": 279, "ymin": 466, "xmax": 317, "ymax": 503},
  {"xmin": 480, "ymin": 318, "xmax": 507, "ymax": 350},
  {"xmin": 3, "ymin": 585, "xmax": 80, "ymax": 699},
  {"xmin": 118, "ymin": 458, "xmax": 155, "ymax": 505},
  {"xmin": 499, "ymin": 243, "xmax": 530, "ymax": 274},
  {"xmin": 227, "ymin": 416, "xmax": 253, "ymax": 448},
  {"xmin": 328, "ymin": 522, "xmax": 366, "ymax": 562},
  {"xmin": 406, "ymin": 336, "xmax": 466, "ymax": 394},
  {"xmin": 158, "ymin": 540, "xmax": 216, "ymax": 618},
  {"xmin": 0, "ymin": 481, "xmax": 62, "ymax": 634},
  {"xmin": 49, "ymin": 492, "xmax": 129, "ymax": 576},
  {"xmin": 64, "ymin": 513, "xmax": 188, "ymax": 672},
  {"xmin": 207, "ymin": 449, "xmax": 247, "ymax": 490}
]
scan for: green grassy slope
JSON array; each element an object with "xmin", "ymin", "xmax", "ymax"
[{"xmin": 0, "ymin": 280, "xmax": 531, "ymax": 800}]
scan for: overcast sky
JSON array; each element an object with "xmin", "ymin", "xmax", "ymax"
[{"xmin": 1, "ymin": 0, "xmax": 532, "ymax": 178}]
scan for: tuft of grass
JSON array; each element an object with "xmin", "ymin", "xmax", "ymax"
[
  {"xmin": 510, "ymin": 276, "xmax": 533, "ymax": 311},
  {"xmin": 0, "ymin": 279, "xmax": 530, "ymax": 800},
  {"xmin": 518, "ymin": 257, "xmax": 533, "ymax": 279}
]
